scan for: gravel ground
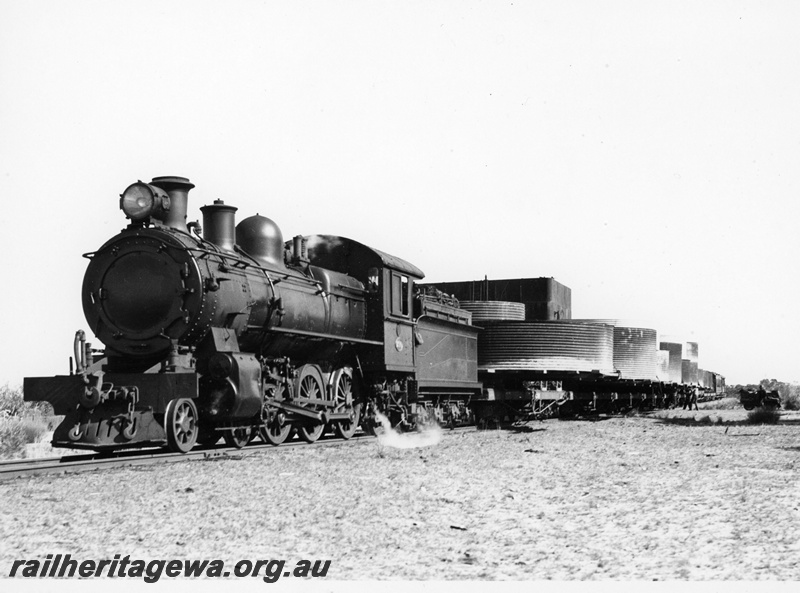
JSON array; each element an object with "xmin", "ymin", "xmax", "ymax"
[{"xmin": 1, "ymin": 409, "xmax": 799, "ymax": 581}]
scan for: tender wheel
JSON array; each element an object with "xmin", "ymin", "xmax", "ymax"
[
  {"xmin": 331, "ymin": 368, "xmax": 361, "ymax": 439},
  {"xmin": 224, "ymin": 427, "xmax": 253, "ymax": 449},
  {"xmin": 165, "ymin": 398, "xmax": 199, "ymax": 453}
]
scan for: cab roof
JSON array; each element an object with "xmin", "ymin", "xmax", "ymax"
[{"xmin": 304, "ymin": 235, "xmax": 425, "ymax": 280}]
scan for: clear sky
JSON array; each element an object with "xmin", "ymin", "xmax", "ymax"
[{"xmin": 1, "ymin": 1, "xmax": 798, "ymax": 386}]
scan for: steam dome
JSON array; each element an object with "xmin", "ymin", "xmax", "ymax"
[{"xmin": 236, "ymin": 215, "xmax": 284, "ymax": 268}]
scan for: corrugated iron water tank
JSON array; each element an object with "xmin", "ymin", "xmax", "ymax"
[
  {"xmin": 478, "ymin": 321, "xmax": 614, "ymax": 373},
  {"xmin": 685, "ymin": 342, "xmax": 699, "ymax": 362},
  {"xmin": 459, "ymin": 301, "xmax": 526, "ymax": 321},
  {"xmin": 569, "ymin": 320, "xmax": 658, "ymax": 380},
  {"xmin": 659, "ymin": 342, "xmax": 683, "ymax": 383}
]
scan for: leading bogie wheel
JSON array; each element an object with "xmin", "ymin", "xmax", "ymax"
[{"xmin": 165, "ymin": 398, "xmax": 199, "ymax": 453}]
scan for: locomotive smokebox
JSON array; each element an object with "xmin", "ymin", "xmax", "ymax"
[
  {"xmin": 150, "ymin": 176, "xmax": 195, "ymax": 232},
  {"xmin": 201, "ymin": 199, "xmax": 238, "ymax": 251}
]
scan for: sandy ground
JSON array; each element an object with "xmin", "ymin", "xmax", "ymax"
[{"xmin": 1, "ymin": 408, "xmax": 799, "ymax": 581}]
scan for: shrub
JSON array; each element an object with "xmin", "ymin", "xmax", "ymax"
[
  {"xmin": 0, "ymin": 417, "xmax": 27, "ymax": 459},
  {"xmin": 0, "ymin": 384, "xmax": 25, "ymax": 417},
  {"xmin": 0, "ymin": 416, "xmax": 51, "ymax": 459},
  {"xmin": 20, "ymin": 417, "xmax": 48, "ymax": 443},
  {"xmin": 699, "ymin": 397, "xmax": 740, "ymax": 410},
  {"xmin": 0, "ymin": 383, "xmax": 54, "ymax": 418},
  {"xmin": 0, "ymin": 384, "xmax": 55, "ymax": 459},
  {"xmin": 746, "ymin": 408, "xmax": 781, "ymax": 425},
  {"xmin": 782, "ymin": 392, "xmax": 800, "ymax": 411}
]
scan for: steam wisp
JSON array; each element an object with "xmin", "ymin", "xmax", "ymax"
[{"xmin": 374, "ymin": 412, "xmax": 442, "ymax": 449}]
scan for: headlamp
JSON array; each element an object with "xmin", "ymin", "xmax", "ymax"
[{"xmin": 120, "ymin": 182, "xmax": 170, "ymax": 222}]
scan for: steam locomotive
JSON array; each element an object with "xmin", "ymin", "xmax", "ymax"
[{"xmin": 25, "ymin": 176, "xmax": 481, "ymax": 452}]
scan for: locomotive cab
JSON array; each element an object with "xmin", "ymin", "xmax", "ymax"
[
  {"xmin": 304, "ymin": 235, "xmax": 423, "ymax": 373},
  {"xmin": 304, "ymin": 235, "xmax": 481, "ymax": 427}
]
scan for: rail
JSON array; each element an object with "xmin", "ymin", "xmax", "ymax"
[{"xmin": 0, "ymin": 434, "xmax": 373, "ymax": 482}]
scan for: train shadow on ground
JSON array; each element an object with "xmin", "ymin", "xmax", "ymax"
[
  {"xmin": 556, "ymin": 415, "xmax": 619, "ymax": 423},
  {"xmin": 476, "ymin": 423, "xmax": 548, "ymax": 433},
  {"xmin": 645, "ymin": 414, "xmax": 800, "ymax": 428},
  {"xmin": 504, "ymin": 425, "xmax": 548, "ymax": 434}
]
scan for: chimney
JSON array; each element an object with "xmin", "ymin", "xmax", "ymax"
[{"xmin": 150, "ymin": 176, "xmax": 195, "ymax": 232}]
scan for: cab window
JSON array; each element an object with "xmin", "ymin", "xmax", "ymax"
[
  {"xmin": 390, "ymin": 272, "xmax": 410, "ymax": 317},
  {"xmin": 367, "ymin": 267, "xmax": 380, "ymax": 293}
]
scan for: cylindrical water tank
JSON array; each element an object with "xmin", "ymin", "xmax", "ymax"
[
  {"xmin": 479, "ymin": 321, "xmax": 615, "ymax": 373},
  {"xmin": 568, "ymin": 319, "xmax": 658, "ymax": 380},
  {"xmin": 459, "ymin": 301, "xmax": 526, "ymax": 321},
  {"xmin": 659, "ymin": 342, "xmax": 683, "ymax": 383}
]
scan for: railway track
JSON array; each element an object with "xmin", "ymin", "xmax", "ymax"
[{"xmin": 0, "ymin": 433, "xmax": 374, "ymax": 482}]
